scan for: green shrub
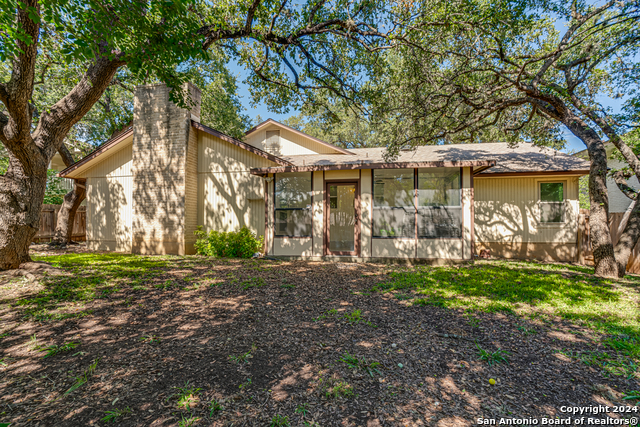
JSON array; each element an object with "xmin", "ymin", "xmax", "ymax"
[
  {"xmin": 194, "ymin": 226, "xmax": 264, "ymax": 258},
  {"xmin": 44, "ymin": 169, "xmax": 68, "ymax": 205}
]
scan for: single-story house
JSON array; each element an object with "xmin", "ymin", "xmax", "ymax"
[{"xmin": 59, "ymin": 83, "xmax": 591, "ymax": 262}]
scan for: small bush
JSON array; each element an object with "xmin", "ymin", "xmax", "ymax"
[{"xmin": 194, "ymin": 226, "xmax": 263, "ymax": 259}]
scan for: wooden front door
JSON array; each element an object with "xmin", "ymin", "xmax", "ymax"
[{"xmin": 325, "ymin": 181, "xmax": 360, "ymax": 256}]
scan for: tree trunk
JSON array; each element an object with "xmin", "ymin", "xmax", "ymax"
[
  {"xmin": 588, "ymin": 158, "xmax": 618, "ymax": 278},
  {"xmin": 51, "ymin": 179, "xmax": 86, "ymax": 245},
  {"xmin": 51, "ymin": 145, "xmax": 85, "ymax": 245},
  {"xmin": 0, "ymin": 156, "xmax": 47, "ymax": 269},
  {"xmin": 563, "ymin": 117, "xmax": 618, "ymax": 277},
  {"xmin": 614, "ymin": 200, "xmax": 640, "ymax": 277}
]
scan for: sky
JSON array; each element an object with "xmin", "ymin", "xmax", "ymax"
[{"xmin": 229, "ymin": 62, "xmax": 296, "ymax": 124}]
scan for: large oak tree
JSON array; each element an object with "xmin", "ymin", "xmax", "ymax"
[
  {"xmin": 372, "ymin": 0, "xmax": 640, "ymax": 277},
  {"xmin": 0, "ymin": 0, "xmax": 401, "ymax": 270}
]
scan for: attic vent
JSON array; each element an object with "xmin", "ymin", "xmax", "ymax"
[
  {"xmin": 266, "ymin": 130, "xmax": 280, "ymax": 152},
  {"xmin": 400, "ymin": 145, "xmax": 414, "ymax": 152}
]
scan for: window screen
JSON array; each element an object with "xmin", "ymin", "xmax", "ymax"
[
  {"xmin": 417, "ymin": 168, "xmax": 462, "ymax": 238},
  {"xmin": 540, "ymin": 182, "xmax": 564, "ymax": 223},
  {"xmin": 275, "ymin": 172, "xmax": 312, "ymax": 236},
  {"xmin": 372, "ymin": 169, "xmax": 415, "ymax": 237}
]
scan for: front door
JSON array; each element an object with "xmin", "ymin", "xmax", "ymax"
[{"xmin": 325, "ymin": 182, "xmax": 360, "ymax": 256}]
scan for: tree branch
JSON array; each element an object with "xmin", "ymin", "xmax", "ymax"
[
  {"xmin": 4, "ymin": 0, "xmax": 40, "ymax": 142},
  {"xmin": 57, "ymin": 143, "xmax": 76, "ymax": 168},
  {"xmin": 33, "ymin": 53, "xmax": 126, "ymax": 160},
  {"xmin": 245, "ymin": 0, "xmax": 262, "ymax": 34}
]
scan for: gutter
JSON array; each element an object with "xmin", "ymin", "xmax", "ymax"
[{"xmin": 250, "ymin": 160, "xmax": 497, "ymax": 177}]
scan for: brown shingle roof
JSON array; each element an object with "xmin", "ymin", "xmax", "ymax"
[{"xmin": 250, "ymin": 142, "xmax": 590, "ymax": 176}]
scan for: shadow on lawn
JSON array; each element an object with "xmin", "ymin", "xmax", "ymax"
[
  {"xmin": 377, "ymin": 259, "xmax": 640, "ymax": 338},
  {"xmin": 0, "ymin": 256, "xmax": 638, "ymax": 426}
]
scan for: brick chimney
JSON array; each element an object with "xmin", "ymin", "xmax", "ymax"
[{"xmin": 131, "ymin": 82, "xmax": 201, "ymax": 255}]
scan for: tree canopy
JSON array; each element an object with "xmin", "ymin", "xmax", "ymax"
[
  {"xmin": 370, "ymin": 0, "xmax": 638, "ymax": 152},
  {"xmin": 0, "ymin": 0, "xmax": 406, "ymax": 269}
]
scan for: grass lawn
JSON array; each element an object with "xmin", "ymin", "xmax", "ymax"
[{"xmin": 0, "ymin": 247, "xmax": 639, "ymax": 426}]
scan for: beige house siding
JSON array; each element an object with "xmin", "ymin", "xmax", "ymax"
[
  {"xmin": 312, "ymin": 171, "xmax": 324, "ymax": 257},
  {"xmin": 197, "ymin": 129, "xmax": 276, "ymax": 239},
  {"xmin": 184, "ymin": 126, "xmax": 199, "ymax": 253},
  {"xmin": 462, "ymin": 167, "xmax": 472, "ymax": 260},
  {"xmin": 324, "ymin": 170, "xmax": 359, "ymax": 180},
  {"xmin": 360, "ymin": 170, "xmax": 372, "ymax": 258},
  {"xmin": 575, "ymin": 143, "xmax": 637, "ymax": 213},
  {"xmin": 273, "ymin": 237, "xmax": 313, "ymax": 256},
  {"xmin": 84, "ymin": 143, "xmax": 133, "ymax": 252},
  {"xmin": 417, "ymin": 239, "xmax": 463, "ymax": 259},
  {"xmin": 245, "ymin": 123, "xmax": 342, "ymax": 156},
  {"xmin": 85, "ymin": 143, "xmax": 133, "ymax": 178},
  {"xmin": 372, "ymin": 238, "xmax": 416, "ymax": 258},
  {"xmin": 474, "ymin": 175, "xmax": 580, "ymax": 261},
  {"xmin": 608, "ymin": 158, "xmax": 639, "ymax": 213}
]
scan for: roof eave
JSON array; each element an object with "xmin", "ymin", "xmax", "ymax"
[
  {"xmin": 58, "ymin": 128, "xmax": 133, "ymax": 178},
  {"xmin": 192, "ymin": 121, "xmax": 292, "ymax": 166},
  {"xmin": 476, "ymin": 169, "xmax": 590, "ymax": 177},
  {"xmin": 250, "ymin": 160, "xmax": 496, "ymax": 177}
]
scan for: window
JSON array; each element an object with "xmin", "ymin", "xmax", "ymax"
[
  {"xmin": 417, "ymin": 168, "xmax": 462, "ymax": 238},
  {"xmin": 266, "ymin": 130, "xmax": 280, "ymax": 153},
  {"xmin": 372, "ymin": 169, "xmax": 415, "ymax": 237},
  {"xmin": 539, "ymin": 182, "xmax": 565, "ymax": 223},
  {"xmin": 274, "ymin": 172, "xmax": 312, "ymax": 236}
]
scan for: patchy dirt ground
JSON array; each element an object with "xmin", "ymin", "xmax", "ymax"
[{"xmin": 0, "ymin": 245, "xmax": 638, "ymax": 426}]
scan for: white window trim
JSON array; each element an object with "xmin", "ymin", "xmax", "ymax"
[{"xmin": 536, "ymin": 178, "xmax": 568, "ymax": 226}]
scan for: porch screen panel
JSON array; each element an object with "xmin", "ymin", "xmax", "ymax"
[
  {"xmin": 417, "ymin": 168, "xmax": 462, "ymax": 238},
  {"xmin": 275, "ymin": 172, "xmax": 312, "ymax": 236},
  {"xmin": 372, "ymin": 169, "xmax": 415, "ymax": 237}
]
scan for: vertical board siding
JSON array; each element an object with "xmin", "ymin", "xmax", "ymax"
[
  {"xmin": 372, "ymin": 238, "xmax": 416, "ymax": 258},
  {"xmin": 199, "ymin": 131, "xmax": 274, "ymax": 173},
  {"xmin": 83, "ymin": 142, "xmax": 133, "ymax": 178},
  {"xmin": 198, "ymin": 172, "xmax": 265, "ymax": 236},
  {"xmin": 244, "ymin": 124, "xmax": 343, "ymax": 156},
  {"xmin": 197, "ymin": 130, "xmax": 276, "ymax": 238},
  {"xmin": 462, "ymin": 167, "xmax": 472, "ymax": 260},
  {"xmin": 474, "ymin": 176, "xmax": 579, "ymax": 243},
  {"xmin": 85, "ymin": 141, "xmax": 134, "ymax": 252},
  {"xmin": 360, "ymin": 170, "xmax": 372, "ymax": 258},
  {"xmin": 86, "ymin": 176, "xmax": 133, "ymax": 252},
  {"xmin": 184, "ymin": 127, "xmax": 199, "ymax": 248},
  {"xmin": 312, "ymin": 171, "xmax": 324, "ymax": 256},
  {"xmin": 607, "ymin": 158, "xmax": 640, "ymax": 213}
]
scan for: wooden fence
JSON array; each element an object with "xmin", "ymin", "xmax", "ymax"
[
  {"xmin": 577, "ymin": 208, "xmax": 640, "ymax": 274},
  {"xmin": 34, "ymin": 204, "xmax": 86, "ymax": 243}
]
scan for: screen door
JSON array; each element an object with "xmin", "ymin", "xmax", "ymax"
[{"xmin": 326, "ymin": 182, "xmax": 359, "ymax": 255}]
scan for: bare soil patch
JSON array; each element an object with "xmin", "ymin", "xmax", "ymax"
[{"xmin": 0, "ymin": 251, "xmax": 638, "ymax": 426}]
